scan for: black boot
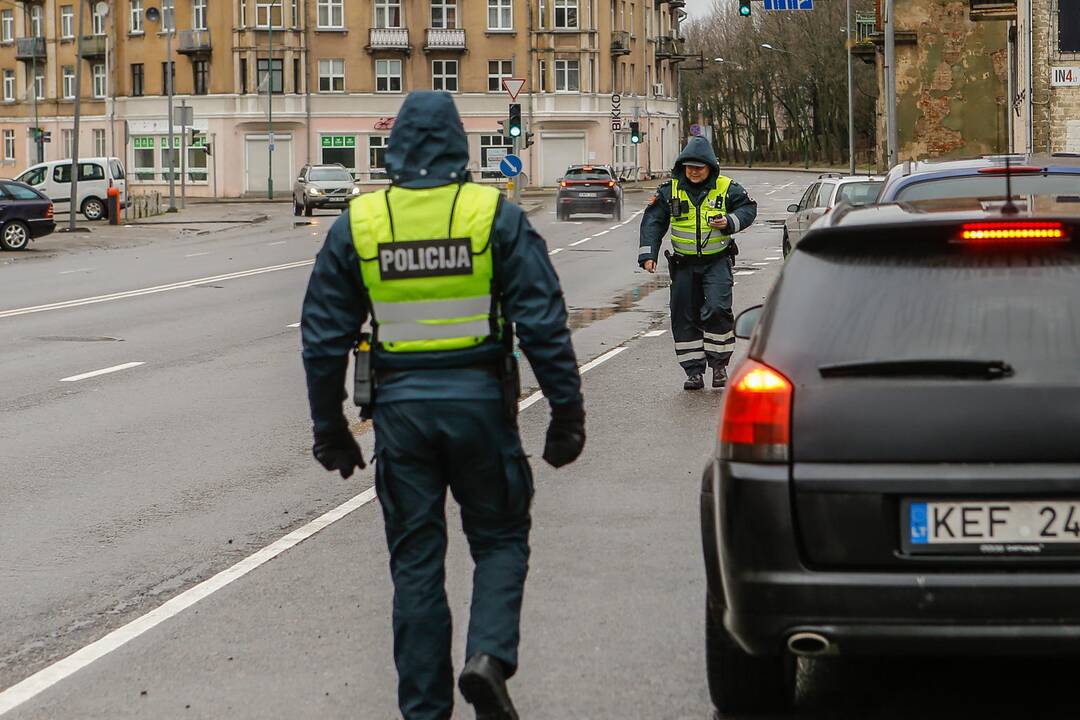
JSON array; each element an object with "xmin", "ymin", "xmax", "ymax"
[
  {"xmin": 712, "ymin": 366, "xmax": 728, "ymax": 389},
  {"xmin": 684, "ymin": 373, "xmax": 705, "ymax": 391},
  {"xmin": 458, "ymin": 654, "xmax": 519, "ymax": 720}
]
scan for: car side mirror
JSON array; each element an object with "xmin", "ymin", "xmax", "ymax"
[
  {"xmin": 787, "ymin": 204, "xmax": 799, "ymax": 213},
  {"xmin": 734, "ymin": 304, "xmax": 763, "ymax": 340}
]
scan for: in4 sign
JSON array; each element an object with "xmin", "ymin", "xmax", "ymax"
[{"xmin": 1050, "ymin": 67, "xmax": 1080, "ymax": 87}]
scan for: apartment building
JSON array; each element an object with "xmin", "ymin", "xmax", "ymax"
[
  {"xmin": 0, "ymin": 0, "xmax": 686, "ymax": 197},
  {"xmin": 1013, "ymin": 0, "xmax": 1080, "ymax": 154}
]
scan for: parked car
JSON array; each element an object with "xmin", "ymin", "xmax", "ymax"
[
  {"xmin": 702, "ymin": 195, "xmax": 1080, "ymax": 714},
  {"xmin": 293, "ymin": 164, "xmax": 360, "ymax": 216},
  {"xmin": 878, "ymin": 153, "xmax": 1080, "ymax": 203},
  {"xmin": 14, "ymin": 157, "xmax": 126, "ymax": 221},
  {"xmin": 783, "ymin": 174, "xmax": 884, "ymax": 255},
  {"xmin": 556, "ymin": 165, "xmax": 623, "ymax": 221},
  {"xmin": 0, "ymin": 180, "xmax": 55, "ymax": 250}
]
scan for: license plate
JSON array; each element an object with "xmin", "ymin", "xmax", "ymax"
[
  {"xmin": 904, "ymin": 499, "xmax": 1080, "ymax": 555},
  {"xmin": 577, "ymin": 192, "xmax": 598, "ymax": 197}
]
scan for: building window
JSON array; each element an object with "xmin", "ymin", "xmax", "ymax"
[
  {"xmin": 63, "ymin": 66, "xmax": 76, "ymax": 99},
  {"xmin": 480, "ymin": 134, "xmax": 513, "ymax": 179},
  {"xmin": 0, "ymin": 11, "xmax": 11, "ymax": 43},
  {"xmin": 187, "ymin": 140, "xmax": 208, "ymax": 182},
  {"xmin": 130, "ymin": 0, "xmax": 144, "ymax": 33},
  {"xmin": 318, "ymin": 59, "xmax": 344, "ymax": 92},
  {"xmin": 369, "ymin": 135, "xmax": 389, "ymax": 179},
  {"xmin": 538, "ymin": 59, "xmax": 546, "ymax": 92},
  {"xmin": 2, "ymin": 70, "xmax": 13, "ymax": 102},
  {"xmin": 162, "ymin": 61, "xmax": 175, "ymax": 94},
  {"xmin": 554, "ymin": 0, "xmax": 578, "ymax": 29},
  {"xmin": 33, "ymin": 68, "xmax": 43, "ymax": 100},
  {"xmin": 61, "ymin": 6, "xmax": 74, "ymax": 39},
  {"xmin": 93, "ymin": 129, "xmax": 106, "ymax": 157},
  {"xmin": 240, "ymin": 58, "xmax": 248, "ymax": 93},
  {"xmin": 431, "ymin": 0, "xmax": 457, "ymax": 28},
  {"xmin": 432, "ymin": 60, "xmax": 458, "ymax": 92},
  {"xmin": 487, "ymin": 0, "xmax": 512, "ymax": 29},
  {"xmin": 193, "ymin": 0, "xmax": 207, "ymax": 30},
  {"xmin": 93, "ymin": 64, "xmax": 106, "ymax": 98},
  {"xmin": 193, "ymin": 60, "xmax": 209, "ymax": 94},
  {"xmin": 555, "ymin": 59, "xmax": 579, "ymax": 92},
  {"xmin": 538, "ymin": 0, "xmax": 546, "ymax": 28},
  {"xmin": 320, "ymin": 134, "xmax": 356, "ymax": 170},
  {"xmin": 239, "ymin": 0, "xmax": 246, "ymax": 26},
  {"xmin": 133, "ymin": 136, "xmax": 155, "ymax": 180},
  {"xmin": 318, "ymin": 0, "xmax": 344, "ymax": 27},
  {"xmin": 3, "ymin": 129, "xmax": 14, "ymax": 161},
  {"xmin": 256, "ymin": 58, "xmax": 283, "ymax": 93},
  {"xmin": 374, "ymin": 0, "xmax": 401, "ymax": 28},
  {"xmin": 1062, "ymin": 0, "xmax": 1080, "ymax": 52},
  {"xmin": 131, "ymin": 63, "xmax": 144, "ymax": 96},
  {"xmin": 487, "ymin": 60, "xmax": 512, "ymax": 91},
  {"xmin": 375, "ymin": 58, "xmax": 402, "ymax": 92},
  {"xmin": 294, "ymin": 58, "xmax": 301, "ymax": 92},
  {"xmin": 256, "ymin": 0, "xmax": 283, "ymax": 28},
  {"xmin": 162, "ymin": 0, "xmax": 175, "ymax": 30},
  {"xmin": 62, "ymin": 129, "xmax": 74, "ymax": 157},
  {"xmin": 92, "ymin": 5, "xmax": 106, "ymax": 35},
  {"xmin": 160, "ymin": 136, "xmax": 181, "ymax": 182},
  {"xmin": 30, "ymin": 6, "xmax": 43, "ymax": 37},
  {"xmin": 292, "ymin": 0, "xmax": 300, "ymax": 26}
]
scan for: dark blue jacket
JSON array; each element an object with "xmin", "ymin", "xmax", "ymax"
[
  {"xmin": 637, "ymin": 136, "xmax": 757, "ymax": 267},
  {"xmin": 302, "ymin": 91, "xmax": 582, "ymax": 433}
]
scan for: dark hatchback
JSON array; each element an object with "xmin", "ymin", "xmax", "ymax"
[
  {"xmin": 701, "ymin": 197, "xmax": 1080, "ymax": 714},
  {"xmin": 556, "ymin": 165, "xmax": 623, "ymax": 220},
  {"xmin": 879, "ymin": 153, "xmax": 1080, "ymax": 203},
  {"xmin": 0, "ymin": 180, "xmax": 55, "ymax": 250}
]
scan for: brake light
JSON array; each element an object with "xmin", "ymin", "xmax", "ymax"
[
  {"xmin": 977, "ymin": 166, "xmax": 1043, "ymax": 174},
  {"xmin": 718, "ymin": 360, "xmax": 792, "ymax": 463},
  {"xmin": 45, "ymin": 203, "xmax": 53, "ymax": 218},
  {"xmin": 560, "ymin": 181, "xmax": 568, "ymax": 188},
  {"xmin": 607, "ymin": 180, "xmax": 615, "ymax": 188},
  {"xmin": 958, "ymin": 221, "xmax": 1066, "ymax": 243}
]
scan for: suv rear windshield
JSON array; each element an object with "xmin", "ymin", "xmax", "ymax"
[
  {"xmin": 894, "ymin": 174, "xmax": 1080, "ymax": 202},
  {"xmin": 564, "ymin": 168, "xmax": 612, "ymax": 181},
  {"xmin": 309, "ymin": 168, "xmax": 353, "ymax": 182},
  {"xmin": 836, "ymin": 181, "xmax": 883, "ymax": 205}
]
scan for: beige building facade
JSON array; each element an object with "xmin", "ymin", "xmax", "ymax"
[
  {"xmin": 1013, "ymin": 0, "xmax": 1080, "ymax": 154},
  {"xmin": 0, "ymin": 0, "xmax": 685, "ymax": 197}
]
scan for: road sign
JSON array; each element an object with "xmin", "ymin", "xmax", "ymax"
[
  {"xmin": 499, "ymin": 154, "xmax": 523, "ymax": 178},
  {"xmin": 689, "ymin": 123, "xmax": 703, "ymax": 136},
  {"xmin": 502, "ymin": 78, "xmax": 526, "ymax": 100},
  {"xmin": 764, "ymin": 0, "xmax": 813, "ymax": 9},
  {"xmin": 174, "ymin": 105, "xmax": 194, "ymax": 126}
]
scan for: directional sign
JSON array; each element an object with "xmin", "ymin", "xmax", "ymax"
[
  {"xmin": 499, "ymin": 154, "xmax": 523, "ymax": 178},
  {"xmin": 502, "ymin": 77, "xmax": 526, "ymax": 101},
  {"xmin": 764, "ymin": 0, "xmax": 813, "ymax": 9}
]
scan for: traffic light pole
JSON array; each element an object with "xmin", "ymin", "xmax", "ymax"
[
  {"xmin": 512, "ymin": 133, "xmax": 521, "ymax": 205},
  {"xmin": 180, "ymin": 98, "xmax": 187, "ymax": 209}
]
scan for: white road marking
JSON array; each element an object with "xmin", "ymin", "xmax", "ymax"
[
  {"xmin": 734, "ymin": 270, "xmax": 756, "ymax": 276},
  {"xmin": 595, "ymin": 230, "xmax": 609, "ymax": 237},
  {"xmin": 766, "ymin": 256, "xmax": 781, "ymax": 260},
  {"xmin": 58, "ymin": 268, "xmax": 95, "ymax": 275},
  {"xmin": 267, "ymin": 241, "xmax": 286, "ymax": 246},
  {"xmin": 608, "ymin": 225, "xmax": 620, "ymax": 231},
  {"xmin": 548, "ymin": 248, "xmax": 563, "ymax": 255},
  {"xmin": 0, "ymin": 342, "xmax": 635, "ymax": 716},
  {"xmin": 643, "ymin": 329, "xmax": 667, "ymax": 337},
  {"xmin": 569, "ymin": 237, "xmax": 591, "ymax": 247},
  {"xmin": 59, "ymin": 362, "xmax": 145, "ymax": 383},
  {"xmin": 0, "ymin": 260, "xmax": 315, "ymax": 320},
  {"xmin": 286, "ymin": 322, "xmax": 301, "ymax": 328},
  {"xmin": 752, "ymin": 262, "xmax": 770, "ymax": 266},
  {"xmin": 184, "ymin": 252, "xmax": 210, "ymax": 258}
]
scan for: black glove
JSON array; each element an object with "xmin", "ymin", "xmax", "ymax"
[
  {"xmin": 543, "ymin": 403, "xmax": 586, "ymax": 469},
  {"xmin": 313, "ymin": 427, "xmax": 367, "ymax": 479}
]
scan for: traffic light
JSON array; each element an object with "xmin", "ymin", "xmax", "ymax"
[
  {"xmin": 523, "ymin": 130, "xmax": 535, "ymax": 149},
  {"xmin": 739, "ymin": 0, "xmax": 751, "ymax": 16},
  {"xmin": 190, "ymin": 127, "xmax": 201, "ymax": 146},
  {"xmin": 508, "ymin": 103, "xmax": 522, "ymax": 138},
  {"xmin": 496, "ymin": 119, "xmax": 508, "ymax": 137},
  {"xmin": 629, "ymin": 122, "xmax": 641, "ymax": 144}
]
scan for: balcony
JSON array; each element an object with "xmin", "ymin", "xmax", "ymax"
[
  {"xmin": 611, "ymin": 30, "xmax": 631, "ymax": 56},
  {"xmin": 177, "ymin": 29, "xmax": 212, "ymax": 55},
  {"xmin": 654, "ymin": 35, "xmax": 688, "ymax": 61},
  {"xmin": 424, "ymin": 27, "xmax": 465, "ymax": 52},
  {"xmin": 368, "ymin": 27, "xmax": 410, "ymax": 53},
  {"xmin": 78, "ymin": 35, "xmax": 107, "ymax": 58},
  {"xmin": 15, "ymin": 36, "xmax": 45, "ymax": 61}
]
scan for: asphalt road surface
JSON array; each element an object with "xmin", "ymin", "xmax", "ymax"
[{"xmin": 4, "ymin": 170, "xmax": 1079, "ymax": 720}]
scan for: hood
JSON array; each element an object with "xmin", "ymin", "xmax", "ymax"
[
  {"xmin": 385, "ymin": 92, "xmax": 470, "ymax": 188},
  {"xmin": 674, "ymin": 136, "xmax": 720, "ymax": 186}
]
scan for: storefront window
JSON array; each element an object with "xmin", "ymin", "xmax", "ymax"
[
  {"xmin": 321, "ymin": 135, "xmax": 357, "ymax": 172},
  {"xmin": 133, "ymin": 137, "xmax": 155, "ymax": 181}
]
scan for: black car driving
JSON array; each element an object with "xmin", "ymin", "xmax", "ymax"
[
  {"xmin": 0, "ymin": 180, "xmax": 55, "ymax": 250},
  {"xmin": 701, "ymin": 195, "xmax": 1080, "ymax": 714},
  {"xmin": 555, "ymin": 165, "xmax": 623, "ymax": 221}
]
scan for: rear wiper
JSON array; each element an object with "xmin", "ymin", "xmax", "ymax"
[{"xmin": 819, "ymin": 359, "xmax": 1014, "ymax": 380}]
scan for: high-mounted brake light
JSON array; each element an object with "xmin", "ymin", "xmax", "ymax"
[
  {"xmin": 977, "ymin": 166, "xmax": 1043, "ymax": 174},
  {"xmin": 718, "ymin": 360, "xmax": 792, "ymax": 463},
  {"xmin": 958, "ymin": 221, "xmax": 1066, "ymax": 243}
]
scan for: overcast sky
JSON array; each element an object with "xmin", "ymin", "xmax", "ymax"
[{"xmin": 682, "ymin": 0, "xmax": 715, "ymax": 21}]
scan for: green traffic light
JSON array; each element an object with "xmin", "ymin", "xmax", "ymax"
[
  {"xmin": 510, "ymin": 126, "xmax": 522, "ymax": 137},
  {"xmin": 739, "ymin": 0, "xmax": 751, "ymax": 15}
]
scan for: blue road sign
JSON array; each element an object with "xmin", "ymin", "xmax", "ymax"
[
  {"xmin": 689, "ymin": 123, "xmax": 703, "ymax": 137},
  {"xmin": 764, "ymin": 0, "xmax": 813, "ymax": 9},
  {"xmin": 500, "ymin": 154, "xmax": 523, "ymax": 178}
]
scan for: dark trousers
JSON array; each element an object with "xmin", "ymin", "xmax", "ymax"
[
  {"xmin": 668, "ymin": 254, "xmax": 735, "ymax": 376},
  {"xmin": 373, "ymin": 399, "xmax": 533, "ymax": 720}
]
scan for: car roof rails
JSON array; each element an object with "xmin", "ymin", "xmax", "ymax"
[{"xmin": 818, "ymin": 172, "xmax": 843, "ymax": 179}]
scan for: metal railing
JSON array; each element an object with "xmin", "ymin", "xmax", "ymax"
[
  {"xmin": 15, "ymin": 36, "xmax": 45, "ymax": 59},
  {"xmin": 177, "ymin": 29, "xmax": 212, "ymax": 53},
  {"xmin": 77, "ymin": 35, "xmax": 107, "ymax": 57},
  {"xmin": 611, "ymin": 30, "xmax": 630, "ymax": 54}
]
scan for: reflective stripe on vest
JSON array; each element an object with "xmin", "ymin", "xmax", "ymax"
[
  {"xmin": 350, "ymin": 182, "xmax": 501, "ymax": 353},
  {"xmin": 669, "ymin": 175, "xmax": 733, "ymax": 256}
]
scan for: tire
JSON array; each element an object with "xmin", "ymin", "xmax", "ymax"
[
  {"xmin": 293, "ymin": 198, "xmax": 302, "ymax": 216},
  {"xmin": 706, "ymin": 597, "xmax": 794, "ymax": 715},
  {"xmin": 81, "ymin": 196, "xmax": 105, "ymax": 221},
  {"xmin": 782, "ymin": 230, "xmax": 792, "ymax": 258},
  {"xmin": 0, "ymin": 220, "xmax": 30, "ymax": 251},
  {"xmin": 304, "ymin": 201, "xmax": 313, "ymax": 217}
]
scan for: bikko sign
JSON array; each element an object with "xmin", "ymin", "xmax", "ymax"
[{"xmin": 610, "ymin": 93, "xmax": 622, "ymax": 131}]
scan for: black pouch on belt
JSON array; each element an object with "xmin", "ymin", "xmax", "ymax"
[{"xmin": 353, "ymin": 333, "xmax": 375, "ymax": 419}]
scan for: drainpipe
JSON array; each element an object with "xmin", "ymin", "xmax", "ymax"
[
  {"xmin": 1025, "ymin": 0, "xmax": 1032, "ymax": 153},
  {"xmin": 304, "ymin": 0, "xmax": 312, "ymax": 165},
  {"xmin": 883, "ymin": 0, "xmax": 897, "ymax": 168}
]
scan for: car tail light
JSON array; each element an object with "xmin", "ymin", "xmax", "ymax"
[
  {"xmin": 957, "ymin": 221, "xmax": 1067, "ymax": 243},
  {"xmin": 560, "ymin": 181, "xmax": 568, "ymax": 188},
  {"xmin": 977, "ymin": 166, "xmax": 1043, "ymax": 174},
  {"xmin": 46, "ymin": 203, "xmax": 53, "ymax": 218},
  {"xmin": 607, "ymin": 180, "xmax": 615, "ymax": 188},
  {"xmin": 718, "ymin": 360, "xmax": 792, "ymax": 463}
]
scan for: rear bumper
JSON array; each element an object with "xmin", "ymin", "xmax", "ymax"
[
  {"xmin": 557, "ymin": 194, "xmax": 618, "ymax": 213},
  {"xmin": 703, "ymin": 459, "xmax": 1080, "ymax": 656},
  {"xmin": 29, "ymin": 219, "xmax": 56, "ymax": 237}
]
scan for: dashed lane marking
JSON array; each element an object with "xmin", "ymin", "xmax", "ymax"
[
  {"xmin": 184, "ymin": 252, "xmax": 210, "ymax": 258},
  {"xmin": 594, "ymin": 230, "xmax": 609, "ymax": 237},
  {"xmin": 569, "ymin": 238, "xmax": 591, "ymax": 247},
  {"xmin": 58, "ymin": 268, "xmax": 95, "ymax": 275},
  {"xmin": 267, "ymin": 241, "xmax": 286, "ymax": 246},
  {"xmin": 60, "ymin": 362, "xmax": 145, "ymax": 383},
  {"xmin": 734, "ymin": 270, "xmax": 756, "ymax": 276},
  {"xmin": 643, "ymin": 329, "xmax": 667, "ymax": 337},
  {"xmin": 549, "ymin": 248, "xmax": 563, "ymax": 255},
  {"xmin": 752, "ymin": 262, "xmax": 770, "ymax": 266},
  {"xmin": 766, "ymin": 256, "xmax": 781, "ymax": 260},
  {"xmin": 287, "ymin": 322, "xmax": 301, "ymax": 328}
]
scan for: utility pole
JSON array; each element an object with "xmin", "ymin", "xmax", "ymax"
[
  {"xmin": 180, "ymin": 98, "xmax": 187, "ymax": 209},
  {"xmin": 846, "ymin": 0, "xmax": 855, "ymax": 174},
  {"xmin": 267, "ymin": 6, "xmax": 274, "ymax": 200},
  {"xmin": 68, "ymin": 0, "xmax": 85, "ymax": 232},
  {"xmin": 165, "ymin": 5, "xmax": 176, "ymax": 212},
  {"xmin": 29, "ymin": 4, "xmax": 40, "ymax": 163},
  {"xmin": 884, "ymin": 0, "xmax": 897, "ymax": 169}
]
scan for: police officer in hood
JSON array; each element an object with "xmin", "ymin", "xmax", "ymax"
[
  {"xmin": 638, "ymin": 136, "xmax": 757, "ymax": 390},
  {"xmin": 301, "ymin": 91, "xmax": 585, "ymax": 720}
]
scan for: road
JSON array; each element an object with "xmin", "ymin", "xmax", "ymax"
[{"xmin": 4, "ymin": 169, "xmax": 1076, "ymax": 720}]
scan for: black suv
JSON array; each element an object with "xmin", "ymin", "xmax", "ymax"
[
  {"xmin": 701, "ymin": 197, "xmax": 1080, "ymax": 714},
  {"xmin": 555, "ymin": 165, "xmax": 623, "ymax": 221}
]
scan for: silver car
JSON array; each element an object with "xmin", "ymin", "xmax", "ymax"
[
  {"xmin": 783, "ymin": 174, "xmax": 884, "ymax": 256},
  {"xmin": 293, "ymin": 164, "xmax": 361, "ymax": 217}
]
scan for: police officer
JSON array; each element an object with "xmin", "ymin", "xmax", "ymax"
[
  {"xmin": 638, "ymin": 136, "xmax": 757, "ymax": 390},
  {"xmin": 301, "ymin": 91, "xmax": 585, "ymax": 720}
]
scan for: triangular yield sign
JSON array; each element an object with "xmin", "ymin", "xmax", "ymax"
[{"xmin": 502, "ymin": 78, "xmax": 526, "ymax": 101}]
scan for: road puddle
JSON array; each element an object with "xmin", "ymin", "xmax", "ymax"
[{"xmin": 566, "ymin": 276, "xmax": 670, "ymax": 330}]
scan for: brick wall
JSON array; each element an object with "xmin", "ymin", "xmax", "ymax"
[{"xmin": 1032, "ymin": 0, "xmax": 1080, "ymax": 153}]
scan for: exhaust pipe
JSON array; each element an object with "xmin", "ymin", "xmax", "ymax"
[{"xmin": 786, "ymin": 632, "xmax": 831, "ymax": 657}]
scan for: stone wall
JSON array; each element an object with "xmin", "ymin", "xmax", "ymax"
[{"xmin": 126, "ymin": 192, "xmax": 163, "ymax": 220}]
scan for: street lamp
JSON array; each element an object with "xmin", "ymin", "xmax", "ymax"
[{"xmin": 146, "ymin": 3, "xmax": 177, "ymax": 213}]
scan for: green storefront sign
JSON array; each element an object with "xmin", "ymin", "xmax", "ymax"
[
  {"xmin": 321, "ymin": 135, "xmax": 356, "ymax": 148},
  {"xmin": 133, "ymin": 137, "xmax": 154, "ymax": 149}
]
